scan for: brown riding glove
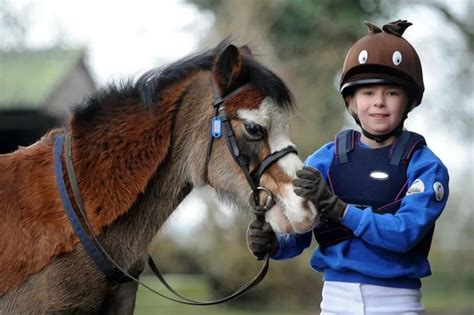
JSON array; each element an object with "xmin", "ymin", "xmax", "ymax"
[
  {"xmin": 293, "ymin": 166, "xmax": 347, "ymax": 223},
  {"xmin": 246, "ymin": 217, "xmax": 278, "ymax": 260}
]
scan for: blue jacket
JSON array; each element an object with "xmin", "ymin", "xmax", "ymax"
[{"xmin": 272, "ymin": 133, "xmax": 449, "ymax": 289}]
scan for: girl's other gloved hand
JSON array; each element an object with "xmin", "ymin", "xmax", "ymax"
[{"xmin": 293, "ymin": 166, "xmax": 347, "ymax": 223}]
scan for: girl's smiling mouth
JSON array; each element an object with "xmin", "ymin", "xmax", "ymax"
[{"xmin": 370, "ymin": 113, "xmax": 389, "ymax": 118}]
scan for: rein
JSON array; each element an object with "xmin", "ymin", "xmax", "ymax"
[{"xmin": 53, "ymin": 82, "xmax": 297, "ymax": 305}]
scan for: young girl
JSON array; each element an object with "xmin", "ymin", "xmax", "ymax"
[{"xmin": 247, "ymin": 20, "xmax": 449, "ymax": 314}]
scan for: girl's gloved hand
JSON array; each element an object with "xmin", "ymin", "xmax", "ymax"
[
  {"xmin": 293, "ymin": 166, "xmax": 347, "ymax": 223},
  {"xmin": 246, "ymin": 217, "xmax": 278, "ymax": 260}
]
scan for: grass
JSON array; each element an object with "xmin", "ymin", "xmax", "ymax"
[
  {"xmin": 134, "ymin": 273, "xmax": 474, "ymax": 315},
  {"xmin": 134, "ymin": 274, "xmax": 312, "ymax": 315}
]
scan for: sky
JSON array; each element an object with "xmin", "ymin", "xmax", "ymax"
[
  {"xmin": 2, "ymin": 0, "xmax": 213, "ymax": 85},
  {"xmin": 396, "ymin": 3, "xmax": 472, "ymax": 174},
  {"xmin": 2, "ymin": 0, "xmax": 215, "ymax": 234},
  {"xmin": 2, "ymin": 0, "xmax": 472, "ymax": 240}
]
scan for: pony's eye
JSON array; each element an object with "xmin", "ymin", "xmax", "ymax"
[{"xmin": 244, "ymin": 123, "xmax": 265, "ymax": 140}]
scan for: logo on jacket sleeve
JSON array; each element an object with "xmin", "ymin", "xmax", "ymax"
[
  {"xmin": 433, "ymin": 182, "xmax": 445, "ymax": 201},
  {"xmin": 406, "ymin": 178, "xmax": 425, "ymax": 195}
]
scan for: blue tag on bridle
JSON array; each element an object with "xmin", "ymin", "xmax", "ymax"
[{"xmin": 211, "ymin": 116, "xmax": 222, "ymax": 138}]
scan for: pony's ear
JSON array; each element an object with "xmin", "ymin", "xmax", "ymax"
[
  {"xmin": 240, "ymin": 45, "xmax": 253, "ymax": 57},
  {"xmin": 213, "ymin": 44, "xmax": 248, "ymax": 96}
]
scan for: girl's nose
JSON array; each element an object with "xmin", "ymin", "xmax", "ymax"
[{"xmin": 373, "ymin": 92, "xmax": 385, "ymax": 107}]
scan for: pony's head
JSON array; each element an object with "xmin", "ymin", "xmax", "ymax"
[
  {"xmin": 183, "ymin": 43, "xmax": 317, "ymax": 234},
  {"xmin": 127, "ymin": 41, "xmax": 317, "ymax": 234}
]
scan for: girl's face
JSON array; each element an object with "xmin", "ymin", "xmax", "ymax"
[{"xmin": 348, "ymin": 85, "xmax": 409, "ymax": 146}]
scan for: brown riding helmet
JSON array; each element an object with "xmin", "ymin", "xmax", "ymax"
[{"xmin": 340, "ymin": 20, "xmax": 424, "ymax": 108}]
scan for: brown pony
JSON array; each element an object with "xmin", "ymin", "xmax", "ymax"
[{"xmin": 0, "ymin": 41, "xmax": 317, "ymax": 314}]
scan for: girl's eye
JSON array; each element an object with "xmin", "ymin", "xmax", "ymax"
[
  {"xmin": 244, "ymin": 123, "xmax": 265, "ymax": 140},
  {"xmin": 387, "ymin": 90, "xmax": 400, "ymax": 96}
]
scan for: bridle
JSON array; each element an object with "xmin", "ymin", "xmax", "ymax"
[
  {"xmin": 53, "ymin": 81, "xmax": 297, "ymax": 305},
  {"xmin": 204, "ymin": 82, "xmax": 297, "ymax": 206}
]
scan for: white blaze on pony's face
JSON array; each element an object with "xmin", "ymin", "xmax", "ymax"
[{"xmin": 238, "ymin": 97, "xmax": 317, "ymax": 234}]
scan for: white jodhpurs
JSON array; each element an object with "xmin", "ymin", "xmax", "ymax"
[{"xmin": 320, "ymin": 281, "xmax": 425, "ymax": 315}]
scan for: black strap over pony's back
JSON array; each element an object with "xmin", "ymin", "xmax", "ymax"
[{"xmin": 54, "ymin": 134, "xmax": 130, "ymax": 283}]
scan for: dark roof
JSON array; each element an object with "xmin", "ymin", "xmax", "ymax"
[{"xmin": 0, "ymin": 48, "xmax": 85, "ymax": 110}]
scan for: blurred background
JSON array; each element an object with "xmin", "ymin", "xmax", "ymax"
[{"xmin": 1, "ymin": 0, "xmax": 472, "ymax": 314}]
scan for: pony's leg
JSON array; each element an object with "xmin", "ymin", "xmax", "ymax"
[{"xmin": 100, "ymin": 281, "xmax": 140, "ymax": 315}]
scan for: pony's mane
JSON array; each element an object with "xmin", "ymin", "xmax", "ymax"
[{"xmin": 73, "ymin": 40, "xmax": 293, "ymax": 121}]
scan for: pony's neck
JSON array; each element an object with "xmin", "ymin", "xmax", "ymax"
[
  {"xmin": 68, "ymin": 73, "xmax": 212, "ymax": 232},
  {"xmin": 88, "ymin": 72, "xmax": 216, "ymax": 263},
  {"xmin": 99, "ymin": 151, "xmax": 194, "ymax": 262},
  {"xmin": 167, "ymin": 72, "xmax": 216, "ymax": 187}
]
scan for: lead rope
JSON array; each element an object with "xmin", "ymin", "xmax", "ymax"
[{"xmin": 147, "ymin": 199, "xmax": 272, "ymax": 305}]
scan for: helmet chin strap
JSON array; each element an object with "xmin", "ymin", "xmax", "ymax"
[
  {"xmin": 351, "ymin": 110, "xmax": 409, "ymax": 144},
  {"xmin": 360, "ymin": 123, "xmax": 404, "ymax": 143}
]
